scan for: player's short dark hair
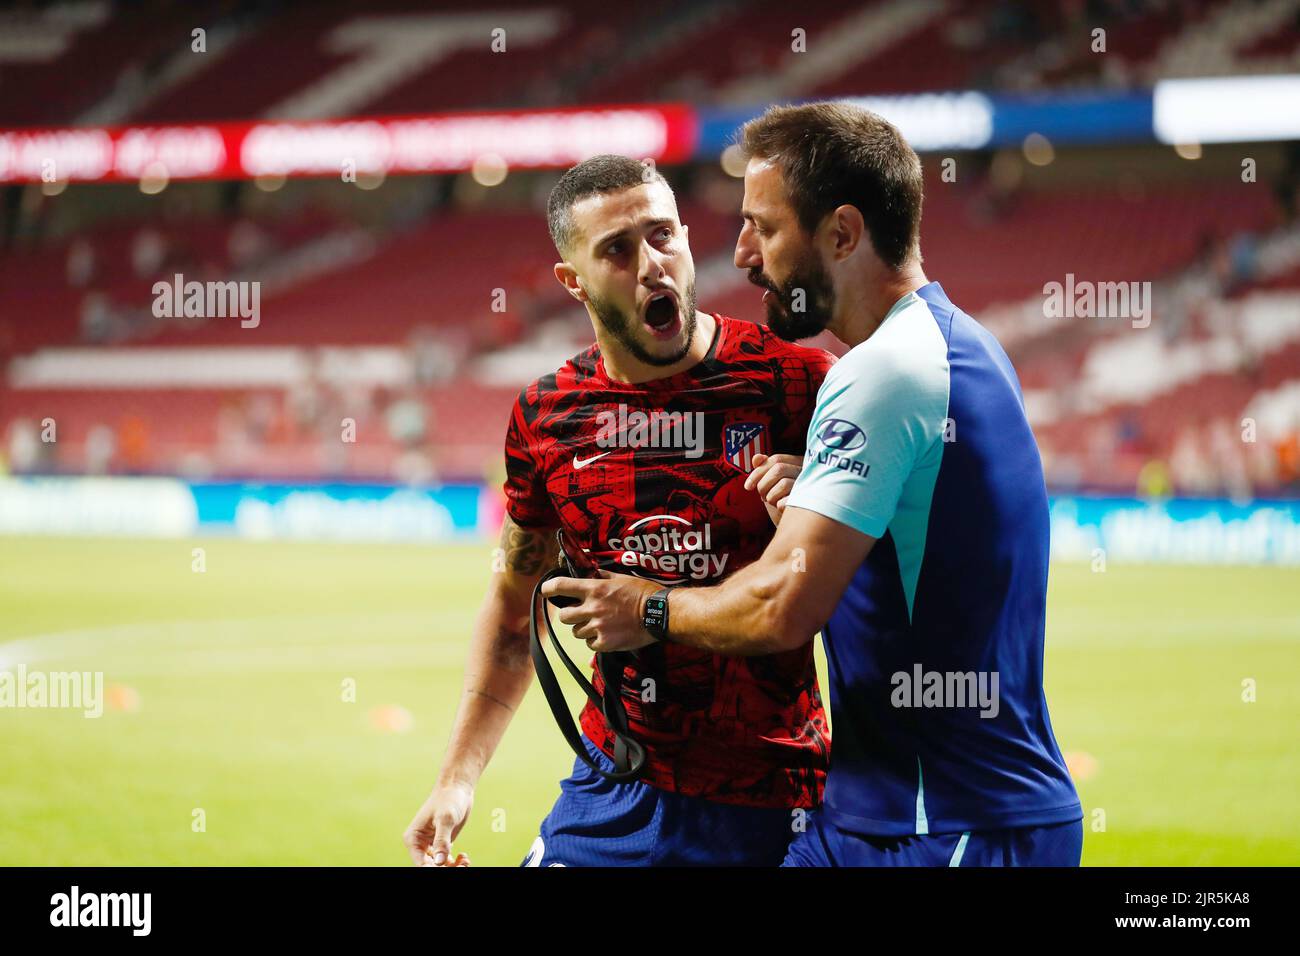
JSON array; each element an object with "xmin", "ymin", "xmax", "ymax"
[
  {"xmin": 547, "ymin": 155, "xmax": 670, "ymax": 257},
  {"xmin": 739, "ymin": 102, "xmax": 923, "ymax": 269}
]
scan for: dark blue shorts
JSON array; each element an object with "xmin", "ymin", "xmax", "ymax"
[
  {"xmin": 783, "ymin": 810, "xmax": 1083, "ymax": 867},
  {"xmin": 522, "ymin": 736, "xmax": 799, "ymax": 866}
]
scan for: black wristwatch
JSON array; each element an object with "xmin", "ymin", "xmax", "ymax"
[{"xmin": 642, "ymin": 587, "xmax": 673, "ymax": 643}]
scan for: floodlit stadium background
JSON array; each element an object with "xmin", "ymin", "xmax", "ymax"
[{"xmin": 1, "ymin": 0, "xmax": 1298, "ymax": 866}]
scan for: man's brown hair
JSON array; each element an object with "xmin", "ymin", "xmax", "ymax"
[
  {"xmin": 739, "ymin": 102, "xmax": 923, "ymax": 269},
  {"xmin": 547, "ymin": 154, "xmax": 669, "ymax": 257}
]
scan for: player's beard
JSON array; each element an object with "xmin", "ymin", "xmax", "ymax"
[
  {"xmin": 588, "ymin": 280, "xmax": 699, "ymax": 368},
  {"xmin": 749, "ymin": 249, "xmax": 835, "ymax": 342}
]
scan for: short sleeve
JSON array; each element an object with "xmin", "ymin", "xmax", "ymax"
[
  {"xmin": 502, "ymin": 392, "xmax": 559, "ymax": 530},
  {"xmin": 786, "ymin": 339, "xmax": 948, "ymax": 540}
]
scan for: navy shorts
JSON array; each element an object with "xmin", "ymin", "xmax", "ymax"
[
  {"xmin": 522, "ymin": 736, "xmax": 799, "ymax": 867},
  {"xmin": 783, "ymin": 810, "xmax": 1084, "ymax": 867}
]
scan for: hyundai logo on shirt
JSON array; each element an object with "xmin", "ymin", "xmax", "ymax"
[{"xmin": 815, "ymin": 418, "xmax": 867, "ymax": 451}]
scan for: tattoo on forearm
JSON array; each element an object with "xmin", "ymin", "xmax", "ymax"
[{"xmin": 500, "ymin": 519, "xmax": 552, "ymax": 575}]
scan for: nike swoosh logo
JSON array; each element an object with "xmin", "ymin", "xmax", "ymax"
[{"xmin": 572, "ymin": 452, "xmax": 613, "ymax": 470}]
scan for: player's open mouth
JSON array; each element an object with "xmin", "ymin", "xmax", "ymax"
[{"xmin": 642, "ymin": 291, "xmax": 681, "ymax": 339}]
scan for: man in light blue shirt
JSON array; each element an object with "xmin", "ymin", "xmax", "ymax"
[{"xmin": 545, "ymin": 102, "xmax": 1082, "ymax": 866}]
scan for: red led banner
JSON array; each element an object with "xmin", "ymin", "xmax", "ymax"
[{"xmin": 0, "ymin": 104, "xmax": 698, "ymax": 184}]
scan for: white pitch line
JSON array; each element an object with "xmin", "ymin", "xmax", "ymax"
[{"xmin": 0, "ymin": 611, "xmax": 472, "ymax": 672}]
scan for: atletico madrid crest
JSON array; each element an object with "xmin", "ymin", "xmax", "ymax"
[{"xmin": 723, "ymin": 422, "xmax": 768, "ymax": 472}]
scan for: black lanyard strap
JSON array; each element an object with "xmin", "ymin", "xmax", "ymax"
[{"xmin": 529, "ymin": 565, "xmax": 647, "ymax": 782}]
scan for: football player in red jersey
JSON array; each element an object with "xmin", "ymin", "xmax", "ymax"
[{"xmin": 403, "ymin": 155, "xmax": 833, "ymax": 867}]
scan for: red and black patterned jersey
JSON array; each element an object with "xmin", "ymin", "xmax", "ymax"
[{"xmin": 504, "ymin": 314, "xmax": 834, "ymax": 809}]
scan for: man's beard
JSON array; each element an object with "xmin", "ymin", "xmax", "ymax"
[
  {"xmin": 748, "ymin": 252, "xmax": 835, "ymax": 342},
  {"xmin": 589, "ymin": 281, "xmax": 699, "ymax": 368}
]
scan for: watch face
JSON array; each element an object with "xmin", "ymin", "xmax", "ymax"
[{"xmin": 644, "ymin": 594, "xmax": 668, "ymax": 635}]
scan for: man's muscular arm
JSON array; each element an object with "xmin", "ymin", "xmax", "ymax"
[{"xmin": 402, "ymin": 515, "xmax": 555, "ymax": 865}]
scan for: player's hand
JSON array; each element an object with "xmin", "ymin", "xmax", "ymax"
[
  {"xmin": 541, "ymin": 570, "xmax": 660, "ymax": 653},
  {"xmin": 421, "ymin": 850, "xmax": 471, "ymax": 867},
  {"xmin": 403, "ymin": 781, "xmax": 474, "ymax": 866},
  {"xmin": 745, "ymin": 453, "xmax": 803, "ymax": 525}
]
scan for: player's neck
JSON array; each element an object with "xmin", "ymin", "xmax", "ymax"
[
  {"xmin": 599, "ymin": 311, "xmax": 717, "ymax": 384},
  {"xmin": 831, "ymin": 265, "xmax": 928, "ymax": 348}
]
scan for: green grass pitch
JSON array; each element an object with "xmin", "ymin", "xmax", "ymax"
[{"xmin": 0, "ymin": 535, "xmax": 1296, "ymax": 866}]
